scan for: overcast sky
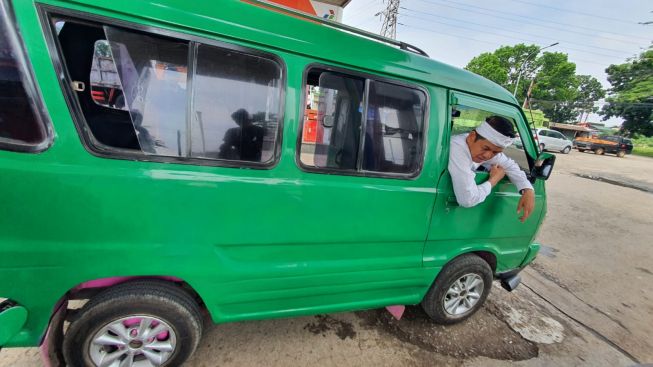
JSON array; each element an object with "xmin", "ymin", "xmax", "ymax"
[{"xmin": 342, "ymin": 0, "xmax": 653, "ymax": 126}]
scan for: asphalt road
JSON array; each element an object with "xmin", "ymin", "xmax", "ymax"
[{"xmin": 2, "ymin": 150, "xmax": 651, "ymax": 366}]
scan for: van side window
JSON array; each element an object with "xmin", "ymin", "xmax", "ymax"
[
  {"xmin": 193, "ymin": 44, "xmax": 281, "ymax": 162},
  {"xmin": 363, "ymin": 81, "xmax": 426, "ymax": 174},
  {"xmin": 52, "ymin": 17, "xmax": 283, "ymax": 165},
  {"xmin": 301, "ymin": 70, "xmax": 365, "ymax": 170},
  {"xmin": 451, "ymin": 105, "xmax": 530, "ymax": 172},
  {"xmin": 300, "ymin": 67, "xmax": 426, "ymax": 177},
  {"xmin": 0, "ymin": 3, "xmax": 51, "ymax": 152},
  {"xmin": 104, "ymin": 26, "xmax": 190, "ymax": 156}
]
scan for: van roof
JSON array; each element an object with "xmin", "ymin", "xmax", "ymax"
[{"xmin": 59, "ymin": 0, "xmax": 518, "ymax": 106}]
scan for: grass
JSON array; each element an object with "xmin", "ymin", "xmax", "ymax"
[
  {"xmin": 633, "ymin": 146, "xmax": 653, "ymax": 157},
  {"xmin": 632, "ymin": 136, "xmax": 653, "ymax": 158}
]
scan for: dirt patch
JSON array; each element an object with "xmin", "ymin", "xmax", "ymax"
[
  {"xmin": 303, "ymin": 315, "xmax": 357, "ymax": 340},
  {"xmin": 539, "ymin": 245, "xmax": 559, "ymax": 259},
  {"xmin": 355, "ymin": 303, "xmax": 538, "ymax": 361}
]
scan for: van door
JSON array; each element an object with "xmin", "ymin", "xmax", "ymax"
[{"xmin": 424, "ymin": 92, "xmax": 545, "ymax": 272}]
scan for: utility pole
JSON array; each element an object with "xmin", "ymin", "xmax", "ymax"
[
  {"xmin": 378, "ymin": 0, "xmax": 400, "ymax": 39},
  {"xmin": 522, "ymin": 78, "xmax": 536, "ymax": 109},
  {"xmin": 514, "ymin": 42, "xmax": 558, "ymax": 97}
]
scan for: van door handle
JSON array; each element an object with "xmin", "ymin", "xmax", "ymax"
[{"xmin": 446, "ymin": 195, "xmax": 459, "ymax": 206}]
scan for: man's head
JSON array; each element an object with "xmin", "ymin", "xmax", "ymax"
[{"xmin": 466, "ymin": 116, "xmax": 516, "ymax": 163}]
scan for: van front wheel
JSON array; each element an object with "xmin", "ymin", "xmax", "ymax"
[
  {"xmin": 63, "ymin": 280, "xmax": 203, "ymax": 367},
  {"xmin": 421, "ymin": 254, "xmax": 492, "ymax": 325}
]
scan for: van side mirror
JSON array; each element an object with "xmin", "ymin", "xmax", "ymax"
[
  {"xmin": 531, "ymin": 152, "xmax": 555, "ymax": 180},
  {"xmin": 322, "ymin": 115, "xmax": 334, "ymax": 128}
]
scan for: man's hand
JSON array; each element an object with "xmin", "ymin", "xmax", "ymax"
[
  {"xmin": 517, "ymin": 189, "xmax": 535, "ymax": 223},
  {"xmin": 488, "ymin": 164, "xmax": 506, "ymax": 187}
]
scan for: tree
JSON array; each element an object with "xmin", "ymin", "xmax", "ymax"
[
  {"xmin": 575, "ymin": 75, "xmax": 605, "ymax": 122},
  {"xmin": 529, "ymin": 52, "xmax": 579, "ymax": 123},
  {"xmin": 465, "ymin": 45, "xmax": 582, "ymax": 123},
  {"xmin": 601, "ymin": 49, "xmax": 653, "ymax": 137},
  {"xmin": 464, "ymin": 53, "xmax": 507, "ymax": 86},
  {"xmin": 465, "ymin": 43, "xmax": 540, "ymax": 98}
]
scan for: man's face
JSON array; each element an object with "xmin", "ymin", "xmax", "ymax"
[{"xmin": 466, "ymin": 131, "xmax": 504, "ymax": 163}]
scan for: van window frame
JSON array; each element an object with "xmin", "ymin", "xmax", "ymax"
[
  {"xmin": 297, "ymin": 63, "xmax": 430, "ymax": 180},
  {"xmin": 449, "ymin": 91, "xmax": 536, "ymax": 172},
  {"xmin": 37, "ymin": 5, "xmax": 286, "ymax": 169},
  {"xmin": 0, "ymin": 0, "xmax": 54, "ymax": 153}
]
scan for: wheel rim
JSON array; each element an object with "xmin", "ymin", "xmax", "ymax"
[
  {"xmin": 443, "ymin": 273, "xmax": 484, "ymax": 316},
  {"xmin": 88, "ymin": 315, "xmax": 177, "ymax": 367}
]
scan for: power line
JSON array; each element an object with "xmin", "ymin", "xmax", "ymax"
[
  {"xmin": 505, "ymin": 0, "xmax": 640, "ymax": 26},
  {"xmin": 405, "ymin": 0, "xmax": 651, "ymax": 43},
  {"xmin": 396, "ymin": 23, "xmax": 616, "ymax": 67},
  {"xmin": 399, "ymin": 7, "xmax": 633, "ymax": 57},
  {"xmin": 398, "ymin": 13, "xmax": 629, "ymax": 60}
]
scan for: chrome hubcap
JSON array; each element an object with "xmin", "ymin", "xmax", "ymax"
[
  {"xmin": 89, "ymin": 316, "xmax": 177, "ymax": 367},
  {"xmin": 443, "ymin": 273, "xmax": 484, "ymax": 316}
]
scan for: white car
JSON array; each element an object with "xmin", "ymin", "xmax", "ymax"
[{"xmin": 535, "ymin": 128, "xmax": 572, "ymax": 154}]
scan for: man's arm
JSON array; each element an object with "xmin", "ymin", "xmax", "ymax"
[
  {"xmin": 449, "ymin": 156, "xmax": 505, "ymax": 208},
  {"xmin": 487, "ymin": 154, "xmax": 535, "ymax": 222},
  {"xmin": 487, "ymin": 154, "xmax": 533, "ymax": 192}
]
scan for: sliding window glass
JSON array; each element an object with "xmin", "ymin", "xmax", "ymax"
[
  {"xmin": 300, "ymin": 67, "xmax": 426, "ymax": 177},
  {"xmin": 51, "ymin": 16, "xmax": 283, "ymax": 166},
  {"xmin": 104, "ymin": 27, "xmax": 189, "ymax": 157},
  {"xmin": 192, "ymin": 44, "xmax": 282, "ymax": 163}
]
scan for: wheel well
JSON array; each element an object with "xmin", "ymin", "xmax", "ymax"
[
  {"xmin": 66, "ymin": 276, "xmax": 207, "ymax": 310},
  {"xmin": 472, "ymin": 251, "xmax": 497, "ymax": 272}
]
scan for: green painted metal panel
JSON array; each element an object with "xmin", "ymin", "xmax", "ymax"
[
  {"xmin": 0, "ymin": 0, "xmax": 546, "ymax": 347},
  {"xmin": 0, "ymin": 305, "xmax": 28, "ymax": 346}
]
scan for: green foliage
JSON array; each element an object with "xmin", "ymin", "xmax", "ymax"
[
  {"xmin": 633, "ymin": 146, "xmax": 653, "ymax": 157},
  {"xmin": 465, "ymin": 52, "xmax": 508, "ymax": 86},
  {"xmin": 522, "ymin": 108, "xmax": 548, "ymax": 127},
  {"xmin": 528, "ymin": 52, "xmax": 578, "ymax": 123},
  {"xmin": 575, "ymin": 75, "xmax": 605, "ymax": 116},
  {"xmin": 465, "ymin": 45, "xmax": 605, "ymax": 125},
  {"xmin": 629, "ymin": 135, "xmax": 653, "ymax": 157},
  {"xmin": 601, "ymin": 49, "xmax": 653, "ymax": 137},
  {"xmin": 464, "ymin": 43, "xmax": 540, "ymax": 98}
]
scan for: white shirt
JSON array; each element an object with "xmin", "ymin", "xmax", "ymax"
[{"xmin": 449, "ymin": 133, "xmax": 533, "ymax": 208}]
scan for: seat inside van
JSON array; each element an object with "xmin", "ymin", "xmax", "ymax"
[{"xmin": 57, "ymin": 21, "xmax": 140, "ymax": 150}]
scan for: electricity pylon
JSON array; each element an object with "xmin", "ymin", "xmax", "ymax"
[{"xmin": 377, "ymin": 0, "xmax": 400, "ymax": 39}]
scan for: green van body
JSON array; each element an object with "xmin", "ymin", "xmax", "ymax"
[{"xmin": 0, "ymin": 0, "xmax": 545, "ymax": 349}]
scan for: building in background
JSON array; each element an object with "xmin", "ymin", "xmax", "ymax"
[{"xmin": 267, "ymin": 0, "xmax": 350, "ymax": 22}]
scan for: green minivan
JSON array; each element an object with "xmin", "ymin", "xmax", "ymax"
[{"xmin": 0, "ymin": 0, "xmax": 554, "ymax": 365}]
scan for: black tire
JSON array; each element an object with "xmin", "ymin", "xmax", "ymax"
[
  {"xmin": 595, "ymin": 147, "xmax": 605, "ymax": 155},
  {"xmin": 616, "ymin": 150, "xmax": 626, "ymax": 158},
  {"xmin": 578, "ymin": 148, "xmax": 585, "ymax": 152},
  {"xmin": 421, "ymin": 254, "xmax": 493, "ymax": 325},
  {"xmin": 562, "ymin": 146, "xmax": 571, "ymax": 154},
  {"xmin": 63, "ymin": 280, "xmax": 203, "ymax": 367}
]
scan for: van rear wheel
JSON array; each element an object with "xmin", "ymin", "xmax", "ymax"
[
  {"xmin": 63, "ymin": 280, "xmax": 203, "ymax": 367},
  {"xmin": 421, "ymin": 254, "xmax": 492, "ymax": 325},
  {"xmin": 595, "ymin": 147, "xmax": 605, "ymax": 155},
  {"xmin": 616, "ymin": 150, "xmax": 626, "ymax": 158}
]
